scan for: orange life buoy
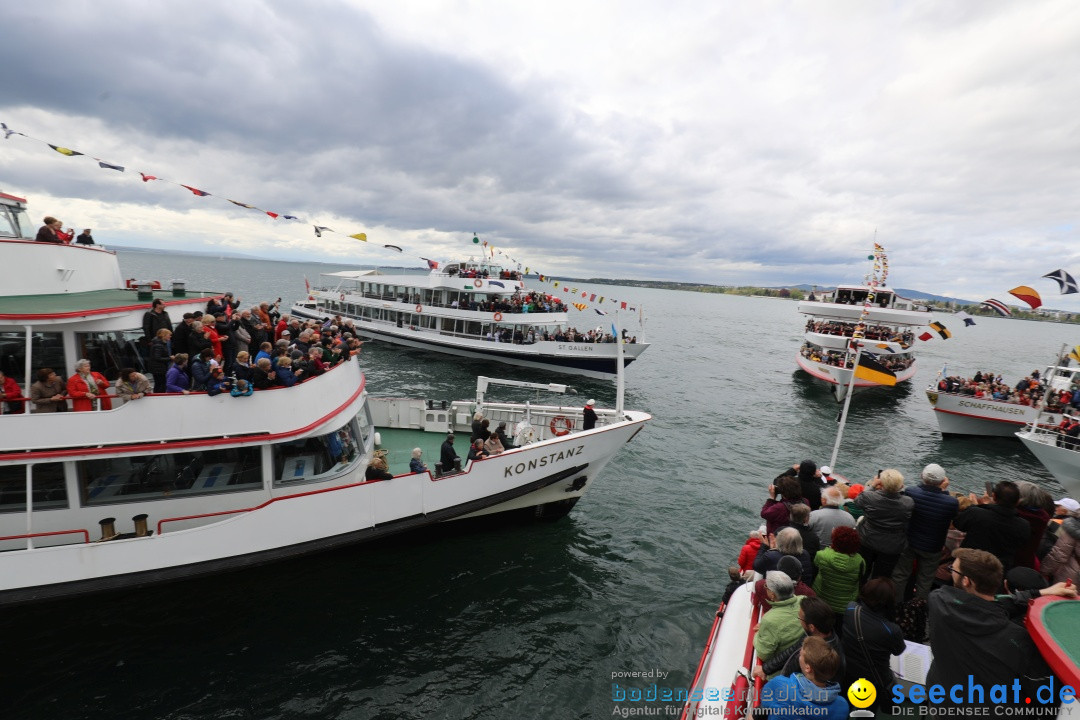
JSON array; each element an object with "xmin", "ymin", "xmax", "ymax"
[
  {"xmin": 340, "ymin": 293, "xmax": 346, "ymax": 301},
  {"xmin": 416, "ymin": 304, "xmax": 423, "ymax": 313},
  {"xmin": 474, "ymin": 279, "xmax": 483, "ymax": 288},
  {"xmin": 549, "ymin": 416, "xmax": 573, "ymax": 436},
  {"xmin": 493, "ymin": 312, "xmax": 503, "ymax": 322}
]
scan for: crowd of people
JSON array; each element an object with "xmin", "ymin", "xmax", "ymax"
[
  {"xmin": 0, "ymin": 295, "xmax": 365, "ymax": 413},
  {"xmin": 937, "ymin": 368, "xmax": 1080, "ymax": 415},
  {"xmin": 722, "ymin": 459, "xmax": 1080, "ymax": 718},
  {"xmin": 804, "ymin": 319, "xmax": 914, "ymax": 347},
  {"xmin": 34, "ymin": 216, "xmax": 94, "ymax": 245},
  {"xmin": 799, "ymin": 343, "xmax": 916, "ymax": 373}
]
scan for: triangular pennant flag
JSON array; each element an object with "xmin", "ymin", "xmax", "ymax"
[
  {"xmin": 314, "ymin": 226, "xmax": 331, "ymax": 237},
  {"xmin": 349, "ymin": 233, "xmax": 368, "ymax": 242},
  {"xmin": 1008, "ymin": 286, "xmax": 1042, "ymax": 310},
  {"xmin": 283, "ymin": 215, "xmax": 299, "ymax": 220},
  {"xmin": 571, "ymin": 302, "xmax": 588, "ymax": 311},
  {"xmin": 1, "ymin": 123, "xmax": 21, "ymax": 139},
  {"xmin": 265, "ymin": 212, "xmax": 279, "ymax": 219},
  {"xmin": 181, "ymin": 185, "xmax": 210, "ymax": 197},
  {"xmin": 96, "ymin": 160, "xmax": 124, "ymax": 172},
  {"xmin": 1043, "ymin": 269, "xmax": 1079, "ymax": 294},
  {"xmin": 229, "ymin": 200, "xmax": 256, "ymax": 209},
  {"xmin": 140, "ymin": 173, "xmax": 158, "ymax": 182},
  {"xmin": 49, "ymin": 144, "xmax": 83, "ymax": 157}
]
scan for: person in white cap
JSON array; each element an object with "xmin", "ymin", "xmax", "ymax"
[
  {"xmin": 819, "ymin": 465, "xmax": 837, "ymax": 486},
  {"xmin": 582, "ymin": 399, "xmax": 598, "ymax": 430},
  {"xmin": 891, "ymin": 463, "xmax": 958, "ymax": 603}
]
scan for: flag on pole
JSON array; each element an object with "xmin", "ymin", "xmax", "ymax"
[
  {"xmin": 854, "ymin": 354, "xmax": 898, "ymax": 386},
  {"xmin": 1043, "ymin": 269, "xmax": 1079, "ymax": 294},
  {"xmin": 1008, "ymin": 286, "xmax": 1042, "ymax": 310},
  {"xmin": 981, "ymin": 298, "xmax": 1011, "ymax": 316},
  {"xmin": 424, "ymin": 258, "xmax": 439, "ymax": 270},
  {"xmin": 929, "ymin": 321, "xmax": 952, "ymax": 339}
]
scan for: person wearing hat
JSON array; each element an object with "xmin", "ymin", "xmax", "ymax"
[
  {"xmin": 440, "ymin": 433, "xmax": 460, "ymax": 475},
  {"xmin": 582, "ymin": 399, "xmax": 598, "ymax": 430},
  {"xmin": 819, "ymin": 465, "xmax": 837, "ymax": 486}
]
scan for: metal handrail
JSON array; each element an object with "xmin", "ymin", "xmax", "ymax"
[{"xmin": 0, "ymin": 528, "xmax": 90, "ymax": 544}]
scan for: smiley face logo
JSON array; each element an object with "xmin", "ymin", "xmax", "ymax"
[{"xmin": 847, "ymin": 678, "xmax": 876, "ymax": 709}]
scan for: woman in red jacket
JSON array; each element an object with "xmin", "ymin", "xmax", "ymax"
[
  {"xmin": 67, "ymin": 359, "xmax": 112, "ymax": 411},
  {"xmin": 0, "ymin": 369, "xmax": 25, "ymax": 413}
]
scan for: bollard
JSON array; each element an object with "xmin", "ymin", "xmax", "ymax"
[
  {"xmin": 99, "ymin": 517, "xmax": 117, "ymax": 540},
  {"xmin": 133, "ymin": 514, "xmax": 149, "ymax": 537}
]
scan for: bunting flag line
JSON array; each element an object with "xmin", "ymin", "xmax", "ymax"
[
  {"xmin": 314, "ymin": 226, "xmax": 331, "ymax": 238},
  {"xmin": 349, "ymin": 233, "xmax": 368, "ymax": 242},
  {"xmin": 571, "ymin": 302, "xmax": 588, "ymax": 311},
  {"xmin": 595, "ymin": 309, "xmax": 608, "ymax": 316},
  {"xmin": 381, "ymin": 243, "xmax": 401, "ymax": 251},
  {"xmin": 1043, "ymin": 269, "xmax": 1079, "ymax": 294},
  {"xmin": 229, "ymin": 200, "xmax": 256, "ymax": 209},
  {"xmin": 1008, "ymin": 285, "xmax": 1042, "ymax": 310},
  {"xmin": 181, "ymin": 184, "xmax": 210, "ymax": 197},
  {"xmin": 96, "ymin": 160, "xmax": 125, "ymax": 172},
  {"xmin": 929, "ymin": 321, "xmax": 952, "ymax": 339},
  {"xmin": 918, "ymin": 331, "xmax": 933, "ymax": 342},
  {"xmin": 981, "ymin": 298, "xmax": 1011, "ymax": 316},
  {"xmin": 955, "ymin": 311, "xmax": 976, "ymax": 327},
  {"xmin": 1, "ymin": 122, "xmax": 20, "ymax": 139},
  {"xmin": 139, "ymin": 173, "xmax": 157, "ymax": 182},
  {"xmin": 854, "ymin": 354, "xmax": 897, "ymax": 386}
]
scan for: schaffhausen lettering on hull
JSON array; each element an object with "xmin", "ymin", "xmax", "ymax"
[{"xmin": 504, "ymin": 445, "xmax": 586, "ymax": 478}]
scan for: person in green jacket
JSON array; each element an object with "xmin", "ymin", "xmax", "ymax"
[
  {"xmin": 813, "ymin": 526, "xmax": 866, "ymax": 627},
  {"xmin": 754, "ymin": 571, "xmax": 805, "ymax": 678}
]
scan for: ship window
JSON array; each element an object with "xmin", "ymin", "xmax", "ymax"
[
  {"xmin": 273, "ymin": 420, "xmax": 361, "ymax": 487},
  {"xmin": 78, "ymin": 447, "xmax": 262, "ymax": 505},
  {"xmin": 76, "ymin": 329, "xmax": 147, "ymax": 381},
  {"xmin": 0, "ymin": 331, "xmax": 65, "ymax": 385},
  {"xmin": 0, "ymin": 463, "xmax": 67, "ymax": 513}
]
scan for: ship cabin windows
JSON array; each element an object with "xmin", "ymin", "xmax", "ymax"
[
  {"xmin": 273, "ymin": 418, "xmax": 361, "ymax": 487},
  {"xmin": 0, "ymin": 463, "xmax": 67, "ymax": 512},
  {"xmin": 79, "ymin": 447, "xmax": 263, "ymax": 505},
  {"xmin": 76, "ymin": 329, "xmax": 149, "ymax": 380},
  {"xmin": 0, "ymin": 331, "xmax": 64, "ymax": 385},
  {"xmin": 833, "ymin": 289, "xmax": 893, "ymax": 309},
  {"xmin": 0, "ymin": 200, "xmax": 32, "ymax": 238}
]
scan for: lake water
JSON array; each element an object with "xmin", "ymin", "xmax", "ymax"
[{"xmin": 3, "ymin": 250, "xmax": 1075, "ymax": 720}]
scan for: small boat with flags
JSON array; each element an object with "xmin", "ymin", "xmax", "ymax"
[
  {"xmin": 795, "ymin": 245, "xmax": 932, "ymax": 401},
  {"xmin": 289, "ymin": 258, "xmax": 649, "ymax": 380}
]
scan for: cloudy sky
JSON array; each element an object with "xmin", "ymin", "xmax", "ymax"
[{"xmin": 2, "ymin": 1, "xmax": 1079, "ymax": 308}]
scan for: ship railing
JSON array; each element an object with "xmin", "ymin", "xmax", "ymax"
[
  {"xmin": 0, "ymin": 528, "xmax": 90, "ymax": 548},
  {"xmin": 477, "ymin": 403, "xmax": 621, "ymax": 440}
]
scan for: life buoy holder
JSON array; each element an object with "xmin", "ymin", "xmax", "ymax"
[
  {"xmin": 416, "ymin": 304, "xmax": 423, "ymax": 313},
  {"xmin": 340, "ymin": 293, "xmax": 346, "ymax": 301},
  {"xmin": 550, "ymin": 416, "xmax": 573, "ymax": 436},
  {"xmin": 493, "ymin": 312, "xmax": 503, "ymax": 322},
  {"xmin": 474, "ymin": 279, "xmax": 483, "ymax": 288}
]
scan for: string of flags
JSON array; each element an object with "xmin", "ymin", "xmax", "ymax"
[{"xmin": 466, "ymin": 233, "xmax": 641, "ymax": 314}]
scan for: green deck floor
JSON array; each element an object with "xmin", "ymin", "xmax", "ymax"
[{"xmin": 375, "ymin": 426, "xmax": 462, "ymax": 475}]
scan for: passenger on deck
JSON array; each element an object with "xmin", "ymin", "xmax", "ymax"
[
  {"xmin": 758, "ymin": 635, "xmax": 848, "ymax": 720},
  {"xmin": 274, "ymin": 356, "xmax": 298, "ymax": 387},
  {"xmin": 165, "ymin": 354, "xmax": 191, "ymax": 394},
  {"xmin": 754, "ymin": 527, "xmax": 813, "ymax": 585},
  {"xmin": 471, "ymin": 412, "xmax": 487, "ymax": 442},
  {"xmin": 466, "ymin": 439, "xmax": 488, "ymax": 463},
  {"xmin": 812, "ymin": 527, "xmax": 865, "ymax": 627},
  {"xmin": 1013, "ymin": 481, "xmax": 1052, "ymax": 570},
  {"xmin": 76, "ymin": 228, "xmax": 94, "ymax": 245},
  {"xmin": 148, "ymin": 328, "xmax": 173, "ymax": 394},
  {"xmin": 753, "ymin": 571, "xmax": 805, "ymax": 680},
  {"xmin": 172, "ymin": 313, "xmax": 196, "ymax": 357},
  {"xmin": 67, "ymin": 359, "xmax": 112, "ymax": 411},
  {"xmin": 494, "ymin": 421, "xmax": 516, "ymax": 450},
  {"xmin": 809, "ymin": 487, "xmax": 856, "ymax": 547},
  {"xmin": 1041, "ymin": 513, "xmax": 1080, "ymax": 585},
  {"xmin": 29, "ymin": 367, "xmax": 67, "ymax": 412},
  {"xmin": 116, "ymin": 368, "xmax": 152, "ymax": 401},
  {"xmin": 199, "ymin": 316, "xmax": 226, "ymax": 362},
  {"xmin": 761, "ymin": 476, "xmax": 809, "ymax": 536},
  {"xmin": 738, "ymin": 531, "xmax": 764, "ymax": 572},
  {"xmin": 190, "ymin": 348, "xmax": 214, "ymax": 392},
  {"xmin": 35, "ymin": 216, "xmax": 67, "ymax": 243},
  {"xmin": 840, "ymin": 578, "xmax": 904, "ymax": 713},
  {"xmin": 232, "ymin": 351, "xmax": 255, "ymax": 384},
  {"xmin": 409, "ymin": 448, "xmax": 428, "ymax": 474},
  {"xmin": 440, "ymin": 433, "xmax": 460, "ymax": 473},
  {"xmin": 365, "ymin": 455, "xmax": 393, "ymax": 480},
  {"xmin": 788, "ymin": 504, "xmax": 820, "ymax": 560},
  {"xmin": 891, "ymin": 463, "xmax": 958, "ymax": 602},
  {"xmin": 0, "ymin": 369, "xmax": 26, "ymax": 414},
  {"xmin": 955, "ymin": 480, "xmax": 1030, "ymax": 571},
  {"xmin": 855, "ymin": 469, "xmax": 913, "ymax": 581},
  {"xmin": 142, "ymin": 299, "xmax": 173, "ymax": 342},
  {"xmin": 583, "ymin": 399, "xmax": 598, "ymax": 430},
  {"xmin": 252, "ymin": 358, "xmax": 276, "ymax": 390},
  {"xmin": 483, "ymin": 431, "xmax": 504, "ymax": 456}
]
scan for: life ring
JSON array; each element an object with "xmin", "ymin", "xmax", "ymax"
[
  {"xmin": 493, "ymin": 312, "xmax": 503, "ymax": 322},
  {"xmin": 340, "ymin": 293, "xmax": 346, "ymax": 301},
  {"xmin": 549, "ymin": 416, "xmax": 573, "ymax": 436},
  {"xmin": 474, "ymin": 279, "xmax": 483, "ymax": 288},
  {"xmin": 416, "ymin": 304, "xmax": 423, "ymax": 313}
]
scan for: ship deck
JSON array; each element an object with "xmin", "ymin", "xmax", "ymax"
[{"xmin": 375, "ymin": 426, "xmax": 453, "ymax": 475}]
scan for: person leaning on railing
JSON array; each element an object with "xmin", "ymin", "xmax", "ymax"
[
  {"xmin": 67, "ymin": 359, "xmax": 112, "ymax": 411},
  {"xmin": 30, "ymin": 367, "xmax": 67, "ymax": 412},
  {"xmin": 0, "ymin": 368, "xmax": 26, "ymax": 414}
]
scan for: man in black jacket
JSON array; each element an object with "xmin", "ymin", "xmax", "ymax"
[
  {"xmin": 927, "ymin": 549, "xmax": 1054, "ymax": 711},
  {"xmin": 892, "ymin": 463, "xmax": 958, "ymax": 602},
  {"xmin": 954, "ymin": 481, "xmax": 1030, "ymax": 571},
  {"xmin": 439, "ymin": 433, "xmax": 460, "ymax": 475}
]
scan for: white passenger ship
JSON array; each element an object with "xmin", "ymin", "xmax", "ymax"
[
  {"xmin": 0, "ymin": 192, "xmax": 651, "ymax": 605},
  {"xmin": 796, "ymin": 284, "xmax": 931, "ymax": 401},
  {"xmin": 289, "ymin": 260, "xmax": 649, "ymax": 380}
]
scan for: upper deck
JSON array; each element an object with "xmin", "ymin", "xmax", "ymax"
[{"xmin": 797, "ymin": 285, "xmax": 930, "ymax": 326}]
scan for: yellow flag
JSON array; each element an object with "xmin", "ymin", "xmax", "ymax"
[
  {"xmin": 349, "ymin": 233, "xmax": 367, "ymax": 242},
  {"xmin": 1069, "ymin": 345, "xmax": 1080, "ymax": 364}
]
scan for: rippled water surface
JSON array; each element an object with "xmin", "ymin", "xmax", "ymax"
[{"xmin": 2, "ymin": 251, "xmax": 1073, "ymax": 719}]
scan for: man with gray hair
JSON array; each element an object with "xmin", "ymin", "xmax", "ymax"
[
  {"xmin": 753, "ymin": 571, "xmax": 805, "ymax": 678},
  {"xmin": 891, "ymin": 463, "xmax": 959, "ymax": 602},
  {"xmin": 809, "ymin": 486, "xmax": 856, "ymax": 547}
]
